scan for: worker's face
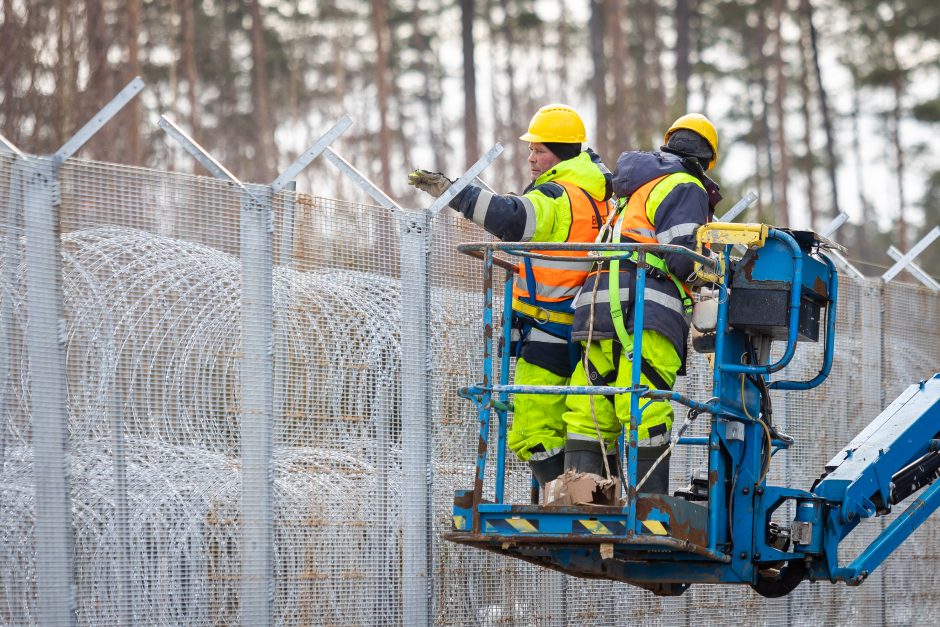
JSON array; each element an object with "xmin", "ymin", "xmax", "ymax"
[{"xmin": 528, "ymin": 143, "xmax": 561, "ymax": 181}]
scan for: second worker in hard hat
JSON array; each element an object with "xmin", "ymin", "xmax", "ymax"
[
  {"xmin": 408, "ymin": 104, "xmax": 614, "ymax": 489},
  {"xmin": 562, "ymin": 113, "xmax": 722, "ymax": 494}
]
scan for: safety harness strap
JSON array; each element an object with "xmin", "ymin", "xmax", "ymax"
[
  {"xmin": 600, "ymin": 210, "xmax": 677, "ymax": 400},
  {"xmin": 511, "ymin": 297, "xmax": 575, "ymax": 325},
  {"xmin": 584, "ymin": 340, "xmax": 671, "ymax": 406}
]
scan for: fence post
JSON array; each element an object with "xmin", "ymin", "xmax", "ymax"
[
  {"xmin": 399, "ymin": 209, "xmax": 433, "ymax": 625},
  {"xmin": 159, "ymin": 114, "xmax": 358, "ymax": 625},
  {"xmin": 158, "ymin": 119, "xmax": 275, "ymax": 625},
  {"xmin": 19, "ymin": 76, "xmax": 144, "ymax": 627},
  {"xmin": 21, "ymin": 155, "xmax": 77, "ymax": 626},
  {"xmin": 241, "ymin": 182, "xmax": 275, "ymax": 625},
  {"xmin": 319, "ymin": 137, "xmax": 502, "ymax": 624}
]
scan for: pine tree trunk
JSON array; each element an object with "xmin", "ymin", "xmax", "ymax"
[
  {"xmin": 249, "ymin": 0, "xmax": 276, "ymax": 183},
  {"xmin": 218, "ymin": 5, "xmax": 238, "ymax": 171},
  {"xmin": 55, "ymin": 0, "xmax": 72, "ymax": 145},
  {"xmin": 0, "ymin": 0, "xmax": 17, "ymax": 141},
  {"xmin": 849, "ymin": 70, "xmax": 871, "ymax": 252},
  {"xmin": 674, "ymin": 0, "xmax": 691, "ymax": 116},
  {"xmin": 771, "ymin": 0, "xmax": 789, "ymax": 226},
  {"xmin": 84, "ymin": 0, "xmax": 112, "ymax": 159},
  {"xmin": 755, "ymin": 13, "xmax": 777, "ymax": 209},
  {"xmin": 608, "ymin": 0, "xmax": 631, "ymax": 150},
  {"xmin": 802, "ymin": 0, "xmax": 839, "ymax": 219},
  {"xmin": 181, "ymin": 0, "xmax": 198, "ymax": 149},
  {"xmin": 460, "ymin": 0, "xmax": 479, "ymax": 169},
  {"xmin": 797, "ymin": 1, "xmax": 817, "ymax": 229},
  {"xmin": 412, "ymin": 6, "xmax": 444, "ymax": 170},
  {"xmin": 124, "ymin": 0, "xmax": 142, "ymax": 165},
  {"xmin": 501, "ymin": 6, "xmax": 520, "ymax": 189},
  {"xmin": 588, "ymin": 0, "xmax": 609, "ymax": 160},
  {"xmin": 890, "ymin": 68, "xmax": 907, "ymax": 250},
  {"xmin": 369, "ymin": 0, "xmax": 392, "ymax": 190}
]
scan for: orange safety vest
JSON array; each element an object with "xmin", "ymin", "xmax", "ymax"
[
  {"xmin": 615, "ymin": 173, "xmax": 705, "ymax": 301},
  {"xmin": 619, "ymin": 175, "xmax": 667, "ymax": 245},
  {"xmin": 512, "ymin": 180, "xmax": 612, "ymax": 306}
]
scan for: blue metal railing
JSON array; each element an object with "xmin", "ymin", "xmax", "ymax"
[{"xmin": 456, "ymin": 231, "xmax": 835, "ymax": 551}]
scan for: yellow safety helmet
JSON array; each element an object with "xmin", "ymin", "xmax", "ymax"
[
  {"xmin": 519, "ymin": 104, "xmax": 587, "ymax": 144},
  {"xmin": 664, "ymin": 113, "xmax": 719, "ymax": 170}
]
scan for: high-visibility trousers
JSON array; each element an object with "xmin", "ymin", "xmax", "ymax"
[
  {"xmin": 506, "ymin": 357, "xmax": 568, "ymax": 462},
  {"xmin": 562, "ymin": 331, "xmax": 680, "ymax": 447}
]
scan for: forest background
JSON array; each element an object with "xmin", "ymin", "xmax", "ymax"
[{"xmin": 1, "ymin": 0, "xmax": 938, "ymax": 277}]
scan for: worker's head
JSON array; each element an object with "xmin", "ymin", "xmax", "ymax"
[
  {"xmin": 520, "ymin": 104, "xmax": 586, "ymax": 180},
  {"xmin": 663, "ymin": 113, "xmax": 719, "ymax": 171}
]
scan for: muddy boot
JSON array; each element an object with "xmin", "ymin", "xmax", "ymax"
[{"xmin": 637, "ymin": 444, "xmax": 671, "ymax": 494}]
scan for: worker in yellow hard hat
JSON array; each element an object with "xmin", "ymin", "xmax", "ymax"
[
  {"xmin": 408, "ymin": 104, "xmax": 614, "ymax": 489},
  {"xmin": 561, "ymin": 113, "xmax": 722, "ymax": 494}
]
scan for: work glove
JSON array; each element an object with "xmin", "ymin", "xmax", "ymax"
[{"xmin": 407, "ymin": 169, "xmax": 453, "ymax": 198}]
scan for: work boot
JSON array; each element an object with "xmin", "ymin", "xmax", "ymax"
[
  {"xmin": 637, "ymin": 444, "xmax": 671, "ymax": 494},
  {"xmin": 606, "ymin": 452, "xmax": 622, "ymax": 479},
  {"xmin": 528, "ymin": 451, "xmax": 564, "ymax": 487},
  {"xmin": 564, "ymin": 437, "xmax": 608, "ymax": 476}
]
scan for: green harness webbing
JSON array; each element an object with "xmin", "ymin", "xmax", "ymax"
[{"xmin": 607, "ymin": 211, "xmax": 692, "ymax": 352}]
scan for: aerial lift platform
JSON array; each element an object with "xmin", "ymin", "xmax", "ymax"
[{"xmin": 445, "ymin": 224, "xmax": 940, "ymax": 597}]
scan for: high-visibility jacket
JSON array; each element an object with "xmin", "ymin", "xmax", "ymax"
[
  {"xmin": 571, "ymin": 151, "xmax": 711, "ymax": 362},
  {"xmin": 512, "ymin": 179, "xmax": 612, "ymax": 311},
  {"xmin": 616, "ymin": 173, "xmax": 699, "ymax": 308},
  {"xmin": 448, "ymin": 149, "xmax": 614, "ymax": 338}
]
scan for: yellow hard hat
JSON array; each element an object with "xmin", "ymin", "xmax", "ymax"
[
  {"xmin": 664, "ymin": 113, "xmax": 719, "ymax": 170},
  {"xmin": 519, "ymin": 104, "xmax": 587, "ymax": 143}
]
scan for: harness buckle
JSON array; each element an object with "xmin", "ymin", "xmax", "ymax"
[{"xmin": 532, "ymin": 306, "xmax": 551, "ymax": 324}]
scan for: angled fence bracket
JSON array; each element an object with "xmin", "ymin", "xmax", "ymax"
[
  {"xmin": 886, "ymin": 245, "xmax": 938, "ymax": 291},
  {"xmin": 55, "ymin": 77, "xmax": 145, "ymax": 167},
  {"xmin": 882, "ymin": 226, "xmax": 939, "ymax": 284},
  {"xmin": 818, "ymin": 212, "xmax": 865, "ymax": 281},
  {"xmin": 715, "ymin": 190, "xmax": 757, "ymax": 223}
]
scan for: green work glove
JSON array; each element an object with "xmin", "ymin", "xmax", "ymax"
[{"xmin": 407, "ymin": 169, "xmax": 453, "ymax": 198}]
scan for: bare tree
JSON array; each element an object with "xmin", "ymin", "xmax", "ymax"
[
  {"xmin": 608, "ymin": 0, "xmax": 632, "ymax": 150},
  {"xmin": 54, "ymin": 0, "xmax": 75, "ymax": 145},
  {"xmin": 83, "ymin": 0, "xmax": 113, "ymax": 159}
]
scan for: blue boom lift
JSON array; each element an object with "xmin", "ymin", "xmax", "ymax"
[{"xmin": 446, "ymin": 223, "xmax": 940, "ymax": 597}]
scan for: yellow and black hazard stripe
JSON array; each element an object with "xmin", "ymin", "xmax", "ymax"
[
  {"xmin": 452, "ymin": 515, "xmax": 467, "ymax": 531},
  {"xmin": 640, "ymin": 519, "xmax": 670, "ymax": 536},
  {"xmin": 484, "ymin": 517, "xmax": 540, "ymax": 534},
  {"xmin": 572, "ymin": 519, "xmax": 628, "ymax": 535}
]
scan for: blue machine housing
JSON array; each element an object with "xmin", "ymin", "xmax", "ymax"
[{"xmin": 447, "ymin": 227, "xmax": 940, "ymax": 597}]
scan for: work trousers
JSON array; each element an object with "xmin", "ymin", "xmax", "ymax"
[{"xmin": 562, "ymin": 331, "xmax": 680, "ymax": 448}]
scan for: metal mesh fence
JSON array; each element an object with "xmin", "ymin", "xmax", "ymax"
[{"xmin": 1, "ymin": 151, "xmax": 938, "ymax": 625}]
